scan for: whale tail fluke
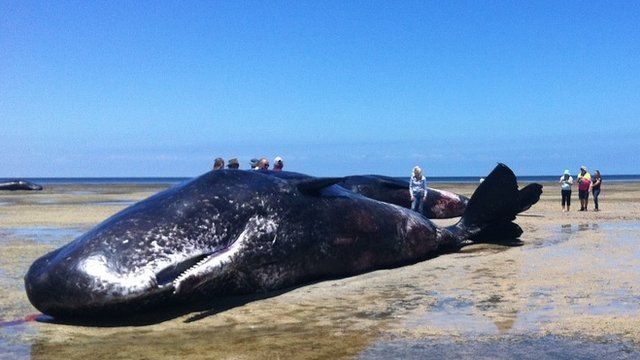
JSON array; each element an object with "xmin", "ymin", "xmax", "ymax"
[
  {"xmin": 460, "ymin": 163, "xmax": 520, "ymax": 231},
  {"xmin": 444, "ymin": 163, "xmax": 522, "ymax": 248},
  {"xmin": 518, "ymin": 183, "xmax": 543, "ymax": 213}
]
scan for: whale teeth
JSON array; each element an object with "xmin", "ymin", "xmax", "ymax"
[
  {"xmin": 172, "ymin": 254, "xmax": 214, "ymax": 292},
  {"xmin": 173, "ymin": 250, "xmax": 222, "ymax": 294}
]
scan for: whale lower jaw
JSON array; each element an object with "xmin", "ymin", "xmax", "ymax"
[{"xmin": 170, "ymin": 215, "xmax": 278, "ymax": 295}]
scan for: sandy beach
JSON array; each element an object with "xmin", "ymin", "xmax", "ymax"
[{"xmin": 1, "ymin": 180, "xmax": 639, "ymax": 359}]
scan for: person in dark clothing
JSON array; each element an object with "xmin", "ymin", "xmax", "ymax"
[{"xmin": 591, "ymin": 170, "xmax": 602, "ymax": 211}]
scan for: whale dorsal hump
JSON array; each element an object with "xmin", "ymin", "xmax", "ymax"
[
  {"xmin": 296, "ymin": 178, "xmax": 344, "ymax": 196},
  {"xmin": 376, "ymin": 178, "xmax": 408, "ymax": 189}
]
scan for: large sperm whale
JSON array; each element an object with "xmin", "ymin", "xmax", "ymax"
[{"xmin": 25, "ymin": 164, "xmax": 531, "ymax": 319}]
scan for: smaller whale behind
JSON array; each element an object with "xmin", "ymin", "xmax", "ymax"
[
  {"xmin": 25, "ymin": 163, "xmax": 532, "ymax": 320},
  {"xmin": 0, "ymin": 180, "xmax": 43, "ymax": 191},
  {"xmin": 338, "ymin": 175, "xmax": 542, "ymax": 219},
  {"xmin": 337, "ymin": 175, "xmax": 468, "ymax": 218}
]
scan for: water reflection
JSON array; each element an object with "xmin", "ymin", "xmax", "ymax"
[
  {"xmin": 578, "ymin": 223, "xmax": 599, "ymax": 231},
  {"xmin": 358, "ymin": 335, "xmax": 640, "ymax": 359},
  {"xmin": 2, "ymin": 222, "xmax": 639, "ymax": 359},
  {"xmin": 28, "ymin": 322, "xmax": 376, "ymax": 360},
  {"xmin": 0, "ymin": 228, "xmax": 84, "ymax": 246},
  {"xmin": 404, "ymin": 253, "xmax": 523, "ymax": 335},
  {"xmin": 529, "ymin": 223, "xmax": 601, "ymax": 249}
]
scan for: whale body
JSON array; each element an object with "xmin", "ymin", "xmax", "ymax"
[
  {"xmin": 25, "ymin": 164, "xmax": 528, "ymax": 319},
  {"xmin": 0, "ymin": 180, "xmax": 43, "ymax": 191}
]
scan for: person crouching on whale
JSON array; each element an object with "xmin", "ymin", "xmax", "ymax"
[{"xmin": 410, "ymin": 166, "xmax": 428, "ymax": 214}]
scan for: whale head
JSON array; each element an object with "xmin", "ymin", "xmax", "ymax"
[{"xmin": 24, "ymin": 171, "xmax": 313, "ymax": 318}]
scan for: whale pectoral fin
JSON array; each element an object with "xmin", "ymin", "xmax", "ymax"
[{"xmin": 296, "ymin": 178, "xmax": 344, "ymax": 196}]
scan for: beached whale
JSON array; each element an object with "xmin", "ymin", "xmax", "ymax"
[
  {"xmin": 25, "ymin": 164, "xmax": 529, "ymax": 319},
  {"xmin": 337, "ymin": 175, "xmax": 469, "ymax": 218},
  {"xmin": 0, "ymin": 180, "xmax": 43, "ymax": 191},
  {"xmin": 337, "ymin": 175, "xmax": 542, "ymax": 219}
]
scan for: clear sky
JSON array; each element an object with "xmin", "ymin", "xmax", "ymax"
[{"xmin": 1, "ymin": 1, "xmax": 639, "ymax": 177}]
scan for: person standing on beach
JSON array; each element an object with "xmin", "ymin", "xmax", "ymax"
[
  {"xmin": 213, "ymin": 158, "xmax": 225, "ymax": 170},
  {"xmin": 409, "ymin": 166, "xmax": 428, "ymax": 214},
  {"xmin": 577, "ymin": 166, "xmax": 591, "ymax": 211},
  {"xmin": 591, "ymin": 170, "xmax": 602, "ymax": 211},
  {"xmin": 559, "ymin": 169, "xmax": 573, "ymax": 212}
]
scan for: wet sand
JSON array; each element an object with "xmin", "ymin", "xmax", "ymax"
[{"xmin": 1, "ymin": 181, "xmax": 640, "ymax": 359}]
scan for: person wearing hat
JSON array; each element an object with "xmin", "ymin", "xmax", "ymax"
[
  {"xmin": 227, "ymin": 158, "xmax": 240, "ymax": 169},
  {"xmin": 249, "ymin": 158, "xmax": 259, "ymax": 170},
  {"xmin": 213, "ymin": 157, "xmax": 224, "ymax": 170},
  {"xmin": 577, "ymin": 166, "xmax": 592, "ymax": 211},
  {"xmin": 559, "ymin": 169, "xmax": 574, "ymax": 212},
  {"xmin": 273, "ymin": 156, "xmax": 284, "ymax": 172}
]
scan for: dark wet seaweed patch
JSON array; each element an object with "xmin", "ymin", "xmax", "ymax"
[{"xmin": 476, "ymin": 294, "xmax": 503, "ymax": 311}]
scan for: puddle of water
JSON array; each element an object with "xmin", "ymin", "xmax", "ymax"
[
  {"xmin": 91, "ymin": 201, "xmax": 136, "ymax": 206},
  {"xmin": 527, "ymin": 222, "xmax": 614, "ymax": 249},
  {"xmin": 0, "ymin": 228, "xmax": 84, "ymax": 246},
  {"xmin": 358, "ymin": 335, "xmax": 640, "ymax": 359},
  {"xmin": 458, "ymin": 243, "xmax": 512, "ymax": 257},
  {"xmin": 66, "ymin": 191, "xmax": 98, "ymax": 195},
  {"xmin": 405, "ymin": 291, "xmax": 501, "ymax": 335},
  {"xmin": 0, "ymin": 335, "xmax": 30, "ymax": 360},
  {"xmin": 1, "ymin": 222, "xmax": 639, "ymax": 358},
  {"xmin": 602, "ymin": 222, "xmax": 640, "ymax": 230},
  {"xmin": 33, "ymin": 199, "xmax": 59, "ymax": 205}
]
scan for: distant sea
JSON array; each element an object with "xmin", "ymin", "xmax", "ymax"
[{"xmin": 3, "ymin": 174, "xmax": 640, "ymax": 186}]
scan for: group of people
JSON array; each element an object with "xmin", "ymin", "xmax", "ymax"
[
  {"xmin": 212, "ymin": 156, "xmax": 284, "ymax": 172},
  {"xmin": 559, "ymin": 166, "xmax": 602, "ymax": 212}
]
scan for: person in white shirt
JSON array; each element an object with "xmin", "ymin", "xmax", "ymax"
[
  {"xmin": 559, "ymin": 169, "xmax": 573, "ymax": 212},
  {"xmin": 409, "ymin": 166, "xmax": 428, "ymax": 214}
]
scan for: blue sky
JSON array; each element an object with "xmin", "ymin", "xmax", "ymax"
[{"xmin": 1, "ymin": 1, "xmax": 639, "ymax": 177}]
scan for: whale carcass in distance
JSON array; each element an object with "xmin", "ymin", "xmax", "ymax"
[{"xmin": 0, "ymin": 180, "xmax": 43, "ymax": 191}]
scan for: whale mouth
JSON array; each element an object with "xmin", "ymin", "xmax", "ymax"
[{"xmin": 154, "ymin": 252, "xmax": 216, "ymax": 287}]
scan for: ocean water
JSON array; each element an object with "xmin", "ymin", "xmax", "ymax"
[
  {"xmin": 2, "ymin": 174, "xmax": 639, "ymax": 186},
  {"xmin": 0, "ymin": 177, "xmax": 189, "ymax": 185}
]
